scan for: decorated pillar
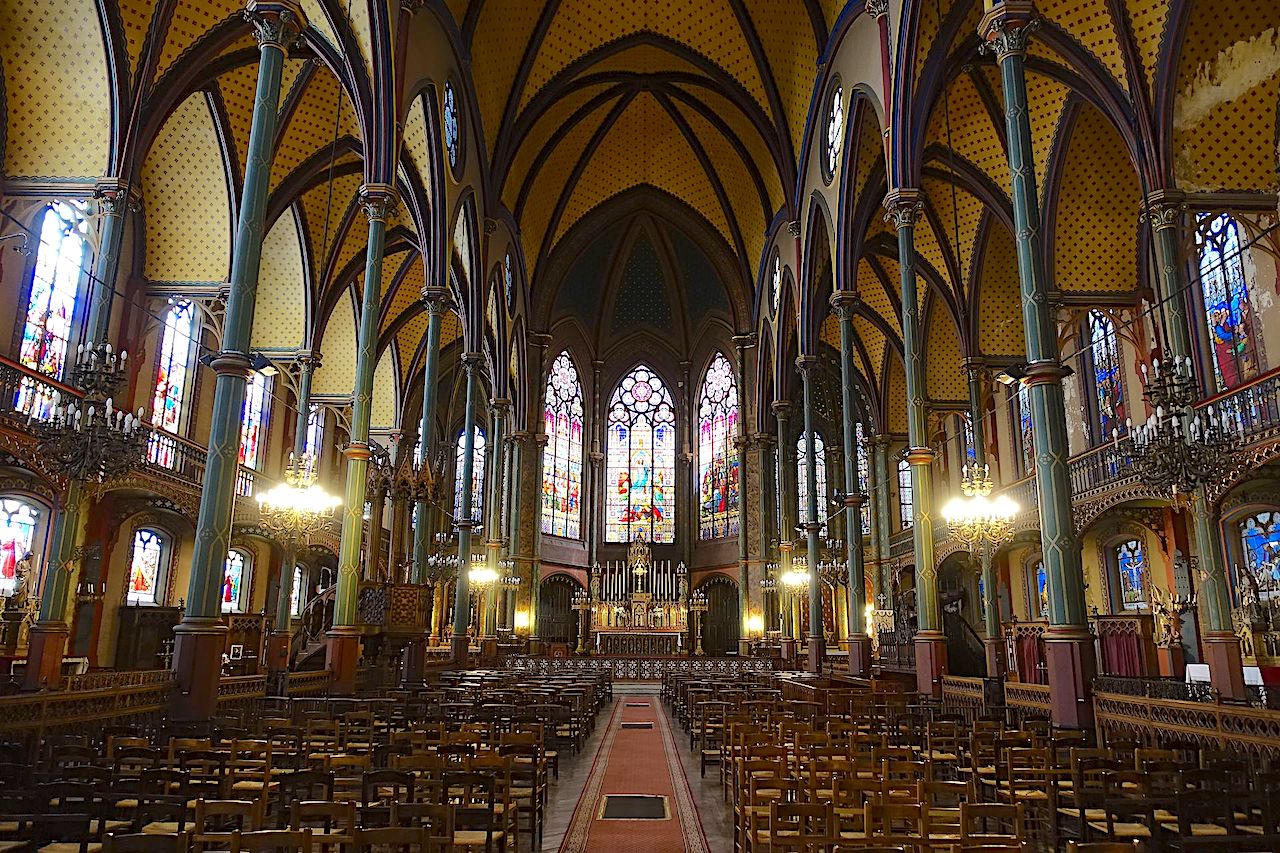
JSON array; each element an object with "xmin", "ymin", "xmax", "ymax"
[
  {"xmin": 167, "ymin": 2, "xmax": 303, "ymax": 719},
  {"xmin": 832, "ymin": 292, "xmax": 872, "ymax": 675},
  {"xmin": 965, "ymin": 360, "xmax": 988, "ymax": 468},
  {"xmin": 481, "ymin": 398, "xmax": 509, "ymax": 653},
  {"xmin": 84, "ymin": 179, "xmax": 132, "ymax": 344},
  {"xmin": 733, "ymin": 334, "xmax": 756, "ymax": 654},
  {"xmin": 450, "ymin": 353, "xmax": 483, "ymax": 664},
  {"xmin": 884, "ymin": 188, "xmax": 945, "ymax": 695},
  {"xmin": 773, "ymin": 401, "xmax": 797, "ymax": 657},
  {"xmin": 754, "ymin": 432, "xmax": 777, "ymax": 633},
  {"xmin": 871, "ymin": 435, "xmax": 893, "ymax": 603},
  {"xmin": 327, "ymin": 183, "xmax": 397, "ymax": 695},
  {"xmin": 528, "ymin": 433, "xmax": 549, "ymax": 651},
  {"xmin": 981, "ymin": 2, "xmax": 1095, "ymax": 726},
  {"xmin": 362, "ymin": 475, "xmax": 386, "ymax": 581},
  {"xmin": 797, "ymin": 357, "xmax": 826, "ymax": 672}
]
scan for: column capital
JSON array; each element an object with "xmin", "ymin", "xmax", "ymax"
[
  {"xmin": 869, "ymin": 433, "xmax": 893, "ymax": 449},
  {"xmin": 1143, "ymin": 190, "xmax": 1187, "ymax": 232},
  {"xmin": 93, "ymin": 177, "xmax": 138, "ymax": 214},
  {"xmin": 421, "ymin": 285, "xmax": 453, "ymax": 313},
  {"xmin": 461, "ymin": 351, "xmax": 484, "ymax": 367},
  {"xmin": 750, "ymin": 431, "xmax": 775, "ymax": 448},
  {"xmin": 905, "ymin": 446, "xmax": 937, "ymax": 466},
  {"xmin": 865, "ymin": 0, "xmax": 889, "ymax": 19},
  {"xmin": 829, "ymin": 289, "xmax": 861, "ymax": 317},
  {"xmin": 359, "ymin": 184, "xmax": 398, "ymax": 222},
  {"xmin": 787, "ymin": 220, "xmax": 801, "ymax": 237},
  {"xmin": 732, "ymin": 332, "xmax": 758, "ymax": 351},
  {"xmin": 529, "ymin": 331, "xmax": 552, "ymax": 349},
  {"xmin": 795, "ymin": 354, "xmax": 818, "ymax": 373},
  {"xmin": 489, "ymin": 397, "xmax": 511, "ymax": 414},
  {"xmin": 1022, "ymin": 359, "xmax": 1071, "ymax": 387},
  {"xmin": 771, "ymin": 400, "xmax": 793, "ymax": 418},
  {"xmin": 978, "ymin": 2, "xmax": 1040, "ymax": 61},
  {"xmin": 533, "ymin": 432, "xmax": 550, "ymax": 449},
  {"xmin": 245, "ymin": 1, "xmax": 307, "ymax": 49},
  {"xmin": 883, "ymin": 189, "xmax": 923, "ymax": 229}
]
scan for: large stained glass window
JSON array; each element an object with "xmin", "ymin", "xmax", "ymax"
[
  {"xmin": 855, "ymin": 422, "xmax": 870, "ymax": 534},
  {"xmin": 797, "ymin": 432, "xmax": 827, "ymax": 536},
  {"xmin": 897, "ymin": 458, "xmax": 913, "ymax": 529},
  {"xmin": 18, "ymin": 203, "xmax": 89, "ymax": 417},
  {"xmin": 1016, "ymin": 384, "xmax": 1035, "ymax": 477},
  {"xmin": 606, "ymin": 365, "xmax": 676, "ymax": 543},
  {"xmin": 148, "ymin": 300, "xmax": 196, "ymax": 467},
  {"xmin": 127, "ymin": 529, "xmax": 165, "ymax": 605},
  {"xmin": 290, "ymin": 565, "xmax": 306, "ymax": 616},
  {"xmin": 1032, "ymin": 560, "xmax": 1048, "ymax": 619},
  {"xmin": 222, "ymin": 549, "xmax": 248, "ymax": 613},
  {"xmin": 304, "ymin": 404, "xmax": 323, "ymax": 460},
  {"xmin": 239, "ymin": 371, "xmax": 271, "ymax": 469},
  {"xmin": 0, "ymin": 499, "xmax": 40, "ymax": 597},
  {"xmin": 1240, "ymin": 511, "xmax": 1280, "ymax": 591},
  {"xmin": 697, "ymin": 354, "xmax": 740, "ymax": 539},
  {"xmin": 1114, "ymin": 539, "xmax": 1147, "ymax": 611},
  {"xmin": 1198, "ymin": 213, "xmax": 1262, "ymax": 391},
  {"xmin": 542, "ymin": 352, "xmax": 584, "ymax": 539},
  {"xmin": 1087, "ymin": 310, "xmax": 1126, "ymax": 443},
  {"xmin": 454, "ymin": 428, "xmax": 486, "ymax": 522}
]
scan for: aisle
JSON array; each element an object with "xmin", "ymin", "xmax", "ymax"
[{"xmin": 556, "ymin": 695, "xmax": 711, "ymax": 853}]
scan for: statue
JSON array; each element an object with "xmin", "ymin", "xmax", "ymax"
[{"xmin": 6, "ymin": 552, "xmax": 32, "ymax": 612}]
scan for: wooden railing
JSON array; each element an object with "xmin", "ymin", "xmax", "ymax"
[
  {"xmin": 287, "ymin": 670, "xmax": 333, "ymax": 696},
  {"xmin": 941, "ymin": 675, "xmax": 987, "ymax": 717},
  {"xmin": 1094, "ymin": 689, "xmax": 1280, "ymax": 759},
  {"xmin": 1003, "ymin": 681, "xmax": 1052, "ymax": 716},
  {"xmin": 63, "ymin": 669, "xmax": 172, "ymax": 692},
  {"xmin": 0, "ymin": 679, "xmax": 172, "ymax": 734}
]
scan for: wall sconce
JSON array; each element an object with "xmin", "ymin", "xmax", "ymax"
[
  {"xmin": 745, "ymin": 613, "xmax": 764, "ymax": 636},
  {"xmin": 513, "ymin": 609, "xmax": 530, "ymax": 631}
]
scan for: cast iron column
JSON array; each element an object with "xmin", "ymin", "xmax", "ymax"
[
  {"xmin": 482, "ymin": 398, "xmax": 508, "ymax": 656},
  {"xmin": 773, "ymin": 401, "xmax": 797, "ymax": 658},
  {"xmin": 981, "ymin": 1, "xmax": 1095, "ymax": 727},
  {"xmin": 327, "ymin": 183, "xmax": 396, "ymax": 695},
  {"xmin": 797, "ymin": 356, "xmax": 826, "ymax": 672},
  {"xmin": 168, "ymin": 2, "xmax": 302, "ymax": 719},
  {"xmin": 733, "ymin": 335, "xmax": 755, "ymax": 654},
  {"xmin": 871, "ymin": 435, "xmax": 893, "ymax": 602},
  {"xmin": 450, "ymin": 353, "xmax": 482, "ymax": 664},
  {"xmin": 884, "ymin": 189, "xmax": 945, "ymax": 696}
]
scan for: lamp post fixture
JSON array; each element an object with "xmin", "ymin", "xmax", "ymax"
[
  {"xmin": 256, "ymin": 452, "xmax": 339, "ymax": 695},
  {"xmin": 688, "ymin": 588, "xmax": 709, "ymax": 656},
  {"xmin": 570, "ymin": 586, "xmax": 592, "ymax": 654},
  {"xmin": 942, "ymin": 463, "xmax": 1018, "ymax": 678}
]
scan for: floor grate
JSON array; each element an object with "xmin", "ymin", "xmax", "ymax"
[
  {"xmin": 620, "ymin": 721, "xmax": 654, "ymax": 729},
  {"xmin": 598, "ymin": 794, "xmax": 669, "ymax": 820}
]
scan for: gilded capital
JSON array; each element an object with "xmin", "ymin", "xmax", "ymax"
[
  {"xmin": 864, "ymin": 0, "xmax": 889, "ymax": 20},
  {"xmin": 94, "ymin": 178, "xmax": 136, "ymax": 215},
  {"xmin": 421, "ymin": 285, "xmax": 452, "ymax": 314},
  {"xmin": 359, "ymin": 183, "xmax": 398, "ymax": 222},
  {"xmin": 1143, "ymin": 190, "xmax": 1186, "ymax": 233},
  {"xmin": 829, "ymin": 289, "xmax": 861, "ymax": 318},
  {"xmin": 978, "ymin": 1, "xmax": 1040, "ymax": 61},
  {"xmin": 883, "ymin": 189, "xmax": 923, "ymax": 230},
  {"xmin": 245, "ymin": 1, "xmax": 306, "ymax": 49}
]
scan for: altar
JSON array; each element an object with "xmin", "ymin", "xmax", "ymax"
[{"xmin": 596, "ymin": 629, "xmax": 683, "ymax": 656}]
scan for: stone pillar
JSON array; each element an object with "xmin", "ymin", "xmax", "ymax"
[
  {"xmin": 1144, "ymin": 191, "xmax": 1195, "ymax": 362},
  {"xmin": 528, "ymin": 433, "xmax": 549, "ymax": 652},
  {"xmin": 168, "ymin": 2, "xmax": 302, "ymax": 719},
  {"xmin": 832, "ymin": 292, "xmax": 872, "ymax": 676},
  {"xmin": 754, "ymin": 432, "xmax": 777, "ymax": 633},
  {"xmin": 481, "ymin": 399, "xmax": 508, "ymax": 657},
  {"xmin": 884, "ymin": 189, "xmax": 945, "ymax": 696},
  {"xmin": 450, "ymin": 354, "xmax": 482, "ymax": 664},
  {"xmin": 84, "ymin": 179, "xmax": 132, "ymax": 345},
  {"xmin": 327, "ymin": 183, "xmax": 397, "ymax": 695},
  {"xmin": 981, "ymin": 2, "xmax": 1095, "ymax": 727},
  {"xmin": 733, "ymin": 335, "xmax": 756, "ymax": 655},
  {"xmin": 774, "ymin": 402, "xmax": 796, "ymax": 658},
  {"xmin": 797, "ymin": 357, "xmax": 826, "ymax": 672}
]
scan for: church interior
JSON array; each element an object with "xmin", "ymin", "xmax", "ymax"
[{"xmin": 1, "ymin": 0, "xmax": 1280, "ymax": 849}]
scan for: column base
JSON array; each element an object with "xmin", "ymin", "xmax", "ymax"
[
  {"xmin": 847, "ymin": 633, "xmax": 873, "ymax": 678},
  {"xmin": 326, "ymin": 628, "xmax": 361, "ymax": 696},
  {"xmin": 1203, "ymin": 631, "xmax": 1246, "ymax": 700},
  {"xmin": 984, "ymin": 637, "xmax": 1007, "ymax": 680},
  {"xmin": 1044, "ymin": 627, "xmax": 1097, "ymax": 729},
  {"xmin": 807, "ymin": 634, "xmax": 827, "ymax": 674},
  {"xmin": 400, "ymin": 637, "xmax": 426, "ymax": 685},
  {"xmin": 1157, "ymin": 644, "xmax": 1187, "ymax": 680},
  {"xmin": 450, "ymin": 633, "xmax": 470, "ymax": 667},
  {"xmin": 23, "ymin": 621, "xmax": 69, "ymax": 692},
  {"xmin": 915, "ymin": 631, "xmax": 947, "ymax": 697},
  {"xmin": 264, "ymin": 631, "xmax": 290, "ymax": 692},
  {"xmin": 170, "ymin": 617, "xmax": 229, "ymax": 722}
]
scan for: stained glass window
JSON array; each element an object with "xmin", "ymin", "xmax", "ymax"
[
  {"xmin": 1087, "ymin": 310, "xmax": 1126, "ymax": 443},
  {"xmin": 797, "ymin": 432, "xmax": 827, "ymax": 537},
  {"xmin": 824, "ymin": 83, "xmax": 844, "ymax": 179},
  {"xmin": 1114, "ymin": 539, "xmax": 1147, "ymax": 611},
  {"xmin": 304, "ymin": 404, "xmax": 323, "ymax": 459},
  {"xmin": 698, "ymin": 354, "xmax": 740, "ymax": 539},
  {"xmin": 18, "ymin": 203, "xmax": 88, "ymax": 417},
  {"xmin": 771, "ymin": 255, "xmax": 782, "ymax": 315},
  {"xmin": 1240, "ymin": 511, "xmax": 1280, "ymax": 590},
  {"xmin": 541, "ymin": 352, "xmax": 584, "ymax": 539},
  {"xmin": 148, "ymin": 300, "xmax": 196, "ymax": 468},
  {"xmin": 1198, "ymin": 213, "xmax": 1261, "ymax": 391},
  {"xmin": 127, "ymin": 529, "xmax": 165, "ymax": 605},
  {"xmin": 854, "ymin": 422, "xmax": 871, "ymax": 534},
  {"xmin": 1016, "ymin": 384, "xmax": 1035, "ymax": 477},
  {"xmin": 0, "ymin": 499, "xmax": 40, "ymax": 597},
  {"xmin": 504, "ymin": 250, "xmax": 514, "ymax": 312},
  {"xmin": 897, "ymin": 458, "xmax": 913, "ymax": 529},
  {"xmin": 454, "ymin": 427, "xmax": 486, "ymax": 522},
  {"xmin": 960, "ymin": 413, "xmax": 977, "ymax": 464},
  {"xmin": 290, "ymin": 565, "xmax": 306, "ymax": 616},
  {"xmin": 239, "ymin": 371, "xmax": 271, "ymax": 469},
  {"xmin": 443, "ymin": 81, "xmax": 459, "ymax": 171},
  {"xmin": 222, "ymin": 549, "xmax": 248, "ymax": 612},
  {"xmin": 1033, "ymin": 560, "xmax": 1048, "ymax": 619},
  {"xmin": 606, "ymin": 365, "xmax": 676, "ymax": 543}
]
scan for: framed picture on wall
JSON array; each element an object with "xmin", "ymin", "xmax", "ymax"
[{"xmin": 229, "ymin": 644, "xmax": 244, "ymax": 660}]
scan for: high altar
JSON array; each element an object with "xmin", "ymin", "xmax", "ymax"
[{"xmin": 592, "ymin": 537, "xmax": 687, "ymax": 656}]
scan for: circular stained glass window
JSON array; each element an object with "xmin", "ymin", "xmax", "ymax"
[
  {"xmin": 443, "ymin": 80, "xmax": 460, "ymax": 173},
  {"xmin": 824, "ymin": 82, "xmax": 844, "ymax": 182}
]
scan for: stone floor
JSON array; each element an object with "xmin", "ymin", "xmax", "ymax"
[{"xmin": 541, "ymin": 681, "xmax": 733, "ymax": 852}]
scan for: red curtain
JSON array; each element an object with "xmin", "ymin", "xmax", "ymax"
[
  {"xmin": 1099, "ymin": 630, "xmax": 1143, "ymax": 677},
  {"xmin": 1016, "ymin": 634, "xmax": 1045, "ymax": 684}
]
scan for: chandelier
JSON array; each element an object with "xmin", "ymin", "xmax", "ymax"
[
  {"xmin": 942, "ymin": 464, "xmax": 1019, "ymax": 551},
  {"xmin": 255, "ymin": 453, "xmax": 340, "ymax": 546},
  {"xmin": 35, "ymin": 342, "xmax": 147, "ymax": 482},
  {"xmin": 1116, "ymin": 355, "xmax": 1242, "ymax": 496}
]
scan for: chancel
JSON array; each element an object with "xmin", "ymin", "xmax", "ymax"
[{"xmin": 2, "ymin": 0, "xmax": 1280, "ymax": 850}]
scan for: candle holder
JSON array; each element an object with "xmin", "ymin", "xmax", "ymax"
[{"xmin": 688, "ymin": 588, "xmax": 709, "ymax": 656}]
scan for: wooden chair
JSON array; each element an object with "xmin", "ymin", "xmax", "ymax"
[
  {"xmin": 289, "ymin": 799, "xmax": 356, "ymax": 847},
  {"xmin": 1065, "ymin": 843, "xmax": 1144, "ymax": 852},
  {"xmin": 443, "ymin": 772, "xmax": 506, "ymax": 852},
  {"xmin": 227, "ymin": 829, "xmax": 312, "ymax": 853},
  {"xmin": 350, "ymin": 827, "xmax": 442, "ymax": 853},
  {"xmin": 102, "ymin": 833, "xmax": 190, "ymax": 853},
  {"xmin": 764, "ymin": 801, "xmax": 834, "ymax": 852},
  {"xmin": 191, "ymin": 799, "xmax": 261, "ymax": 853}
]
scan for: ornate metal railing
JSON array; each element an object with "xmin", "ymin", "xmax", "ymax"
[
  {"xmin": 63, "ymin": 668, "xmax": 173, "ymax": 692},
  {"xmin": 941, "ymin": 675, "xmax": 987, "ymax": 717},
  {"xmin": 287, "ymin": 670, "xmax": 333, "ymax": 696},
  {"xmin": 1093, "ymin": 675, "xmax": 1215, "ymax": 703},
  {"xmin": 506, "ymin": 655, "xmax": 776, "ymax": 680}
]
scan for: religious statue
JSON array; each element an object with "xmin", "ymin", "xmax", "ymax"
[
  {"xmin": 1150, "ymin": 585, "xmax": 1195, "ymax": 649},
  {"xmin": 5, "ymin": 551, "xmax": 32, "ymax": 612}
]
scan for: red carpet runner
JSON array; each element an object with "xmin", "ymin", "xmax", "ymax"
[{"xmin": 558, "ymin": 694, "xmax": 711, "ymax": 853}]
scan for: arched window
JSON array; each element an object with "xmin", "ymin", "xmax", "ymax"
[
  {"xmin": 18, "ymin": 203, "xmax": 89, "ymax": 417},
  {"xmin": 542, "ymin": 352, "xmax": 584, "ymax": 539},
  {"xmin": 855, "ymin": 422, "xmax": 870, "ymax": 534},
  {"xmin": 797, "ymin": 432, "xmax": 827, "ymax": 536},
  {"xmin": 0, "ymin": 498, "xmax": 41, "ymax": 597},
  {"xmin": 1112, "ymin": 539, "xmax": 1148, "ymax": 611},
  {"xmin": 959, "ymin": 413, "xmax": 976, "ymax": 464},
  {"xmin": 897, "ymin": 459, "xmax": 913, "ymax": 529},
  {"xmin": 239, "ymin": 370, "xmax": 271, "ymax": 469},
  {"xmin": 770, "ymin": 255, "xmax": 782, "ymax": 316},
  {"xmin": 1016, "ymin": 384, "xmax": 1035, "ymax": 477},
  {"xmin": 1031, "ymin": 559, "xmax": 1048, "ymax": 619},
  {"xmin": 222, "ymin": 549, "xmax": 249, "ymax": 613},
  {"xmin": 304, "ymin": 404, "xmax": 323, "ymax": 460},
  {"xmin": 443, "ymin": 80, "xmax": 460, "ymax": 172},
  {"xmin": 1239, "ymin": 511, "xmax": 1280, "ymax": 591},
  {"xmin": 698, "ymin": 354, "xmax": 740, "ymax": 539},
  {"xmin": 290, "ymin": 565, "xmax": 307, "ymax": 616},
  {"xmin": 504, "ymin": 250, "xmax": 515, "ymax": 313},
  {"xmin": 127, "ymin": 528, "xmax": 167, "ymax": 605},
  {"xmin": 454, "ymin": 427, "xmax": 486, "ymax": 522},
  {"xmin": 606, "ymin": 365, "xmax": 676, "ymax": 543},
  {"xmin": 148, "ymin": 300, "xmax": 197, "ymax": 467},
  {"xmin": 1085, "ymin": 310, "xmax": 1126, "ymax": 443},
  {"xmin": 824, "ymin": 82, "xmax": 844, "ymax": 180},
  {"xmin": 1198, "ymin": 213, "xmax": 1262, "ymax": 391}
]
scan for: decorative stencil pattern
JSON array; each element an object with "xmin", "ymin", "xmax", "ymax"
[
  {"xmin": 884, "ymin": 354, "xmax": 907, "ymax": 435},
  {"xmin": 381, "ymin": 256, "xmax": 426, "ymax": 335},
  {"xmin": 298, "ymin": 170, "xmax": 363, "ymax": 282},
  {"xmin": 395, "ymin": 312, "xmax": 430, "ymax": 381},
  {"xmin": 141, "ymin": 93, "xmax": 231, "ymax": 281},
  {"xmin": 503, "ymin": 82, "xmax": 612, "ymax": 212},
  {"xmin": 1125, "ymin": 0, "xmax": 1173, "ymax": 92},
  {"xmin": 743, "ymin": 0, "xmax": 820, "ymax": 160},
  {"xmin": 314, "ymin": 291, "xmax": 359, "ymax": 395},
  {"xmin": 1039, "ymin": 0, "xmax": 1128, "ymax": 94},
  {"xmin": 217, "ymin": 61, "xmax": 262, "ymax": 176},
  {"xmin": 977, "ymin": 222, "xmax": 1026, "ymax": 358},
  {"xmin": 271, "ymin": 69, "xmax": 362, "ymax": 194},
  {"xmin": 155, "ymin": 0, "xmax": 243, "ymax": 81},
  {"xmin": 924, "ymin": 297, "xmax": 966, "ymax": 401},
  {"xmin": 1, "ymin": 0, "xmax": 110, "ymax": 177},
  {"xmin": 862, "ymin": 255, "xmax": 901, "ymax": 339},
  {"xmin": 403, "ymin": 95, "xmax": 435, "ymax": 207},
  {"xmin": 251, "ymin": 211, "xmax": 308, "ymax": 348},
  {"xmin": 370, "ymin": 344, "xmax": 399, "ymax": 429},
  {"xmin": 925, "ymin": 72, "xmax": 1008, "ymax": 190}
]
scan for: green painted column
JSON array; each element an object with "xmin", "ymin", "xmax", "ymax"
[
  {"xmin": 85, "ymin": 179, "xmax": 130, "ymax": 345},
  {"xmin": 965, "ymin": 361, "xmax": 987, "ymax": 468},
  {"xmin": 831, "ymin": 292, "xmax": 872, "ymax": 675},
  {"xmin": 981, "ymin": 2, "xmax": 1094, "ymax": 727},
  {"xmin": 169, "ymin": 3, "xmax": 302, "ymax": 720},
  {"xmin": 1145, "ymin": 191, "xmax": 1195, "ymax": 362},
  {"xmin": 797, "ymin": 356, "xmax": 826, "ymax": 673},
  {"xmin": 24, "ymin": 480, "xmax": 85, "ymax": 690},
  {"xmin": 450, "ymin": 355, "xmax": 482, "ymax": 663},
  {"xmin": 528, "ymin": 432, "xmax": 549, "ymax": 649},
  {"xmin": 412, "ymin": 288, "xmax": 450, "ymax": 585},
  {"xmin": 733, "ymin": 335, "xmax": 755, "ymax": 653},
  {"xmin": 872, "ymin": 435, "xmax": 893, "ymax": 603},
  {"xmin": 884, "ymin": 189, "xmax": 945, "ymax": 695},
  {"xmin": 482, "ymin": 398, "xmax": 508, "ymax": 648},
  {"xmin": 773, "ymin": 401, "xmax": 797, "ymax": 655},
  {"xmin": 755, "ymin": 432, "xmax": 777, "ymax": 632},
  {"xmin": 327, "ymin": 183, "xmax": 396, "ymax": 695}
]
